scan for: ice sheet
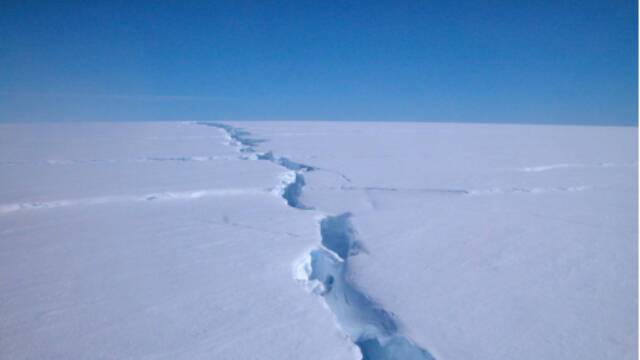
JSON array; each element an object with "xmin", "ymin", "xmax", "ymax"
[{"xmin": 1, "ymin": 121, "xmax": 636, "ymax": 359}]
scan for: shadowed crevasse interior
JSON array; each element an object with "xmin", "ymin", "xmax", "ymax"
[{"xmin": 307, "ymin": 213, "xmax": 434, "ymax": 360}]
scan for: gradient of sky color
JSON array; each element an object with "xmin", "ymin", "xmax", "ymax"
[{"xmin": 1, "ymin": 1, "xmax": 637, "ymax": 125}]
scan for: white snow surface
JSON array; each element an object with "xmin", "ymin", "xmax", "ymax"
[{"xmin": 0, "ymin": 121, "xmax": 637, "ymax": 359}]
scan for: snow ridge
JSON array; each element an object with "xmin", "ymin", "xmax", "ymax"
[
  {"xmin": 203, "ymin": 123, "xmax": 434, "ymax": 359},
  {"xmin": 0, "ymin": 156, "xmax": 235, "ymax": 166},
  {"xmin": 0, "ymin": 188, "xmax": 265, "ymax": 215},
  {"xmin": 518, "ymin": 162, "xmax": 637, "ymax": 172}
]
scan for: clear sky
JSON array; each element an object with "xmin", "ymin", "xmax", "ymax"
[{"xmin": 1, "ymin": 1, "xmax": 637, "ymax": 125}]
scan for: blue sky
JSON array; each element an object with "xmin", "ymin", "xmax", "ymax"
[{"xmin": 1, "ymin": 1, "xmax": 637, "ymax": 125}]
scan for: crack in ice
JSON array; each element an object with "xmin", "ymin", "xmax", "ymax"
[
  {"xmin": 314, "ymin": 185, "xmax": 597, "ymax": 197},
  {"xmin": 202, "ymin": 122, "xmax": 434, "ymax": 359},
  {"xmin": 200, "ymin": 122, "xmax": 314, "ymax": 209}
]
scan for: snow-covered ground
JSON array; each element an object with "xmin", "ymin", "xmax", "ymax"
[{"xmin": 0, "ymin": 121, "xmax": 636, "ymax": 359}]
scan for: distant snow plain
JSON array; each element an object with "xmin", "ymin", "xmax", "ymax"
[{"xmin": 0, "ymin": 121, "xmax": 636, "ymax": 359}]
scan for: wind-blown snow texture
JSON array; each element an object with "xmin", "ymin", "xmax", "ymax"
[{"xmin": 0, "ymin": 121, "xmax": 637, "ymax": 359}]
